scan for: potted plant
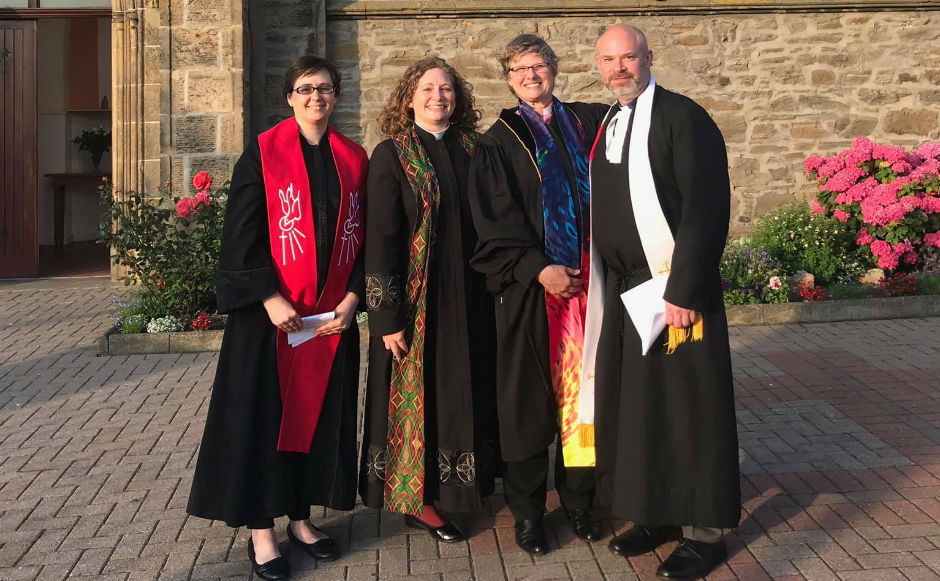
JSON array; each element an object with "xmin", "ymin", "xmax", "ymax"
[{"xmin": 72, "ymin": 125, "xmax": 112, "ymax": 169}]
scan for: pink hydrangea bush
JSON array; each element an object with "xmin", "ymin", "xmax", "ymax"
[{"xmin": 806, "ymin": 138, "xmax": 940, "ymax": 272}]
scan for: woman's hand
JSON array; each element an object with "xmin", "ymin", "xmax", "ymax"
[
  {"xmin": 263, "ymin": 293, "xmax": 302, "ymax": 333},
  {"xmin": 382, "ymin": 330, "xmax": 409, "ymax": 359},
  {"xmin": 315, "ymin": 292, "xmax": 360, "ymax": 337},
  {"xmin": 538, "ymin": 265, "xmax": 583, "ymax": 299}
]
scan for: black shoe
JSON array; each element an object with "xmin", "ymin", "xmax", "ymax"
[
  {"xmin": 609, "ymin": 525, "xmax": 681, "ymax": 557},
  {"xmin": 404, "ymin": 514, "xmax": 465, "ymax": 543},
  {"xmin": 656, "ymin": 539, "xmax": 728, "ymax": 579},
  {"xmin": 568, "ymin": 509, "xmax": 601, "ymax": 541},
  {"xmin": 514, "ymin": 518, "xmax": 549, "ymax": 554},
  {"xmin": 248, "ymin": 538, "xmax": 290, "ymax": 581},
  {"xmin": 287, "ymin": 524, "xmax": 341, "ymax": 561}
]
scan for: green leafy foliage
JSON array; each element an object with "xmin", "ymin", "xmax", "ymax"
[
  {"xmin": 719, "ymin": 239, "xmax": 790, "ymax": 305},
  {"xmin": 752, "ymin": 203, "xmax": 873, "ymax": 285},
  {"xmin": 99, "ymin": 177, "xmax": 227, "ymax": 323}
]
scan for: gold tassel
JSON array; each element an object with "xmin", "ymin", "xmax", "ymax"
[
  {"xmin": 691, "ymin": 315, "xmax": 704, "ymax": 342},
  {"xmin": 666, "ymin": 315, "xmax": 705, "ymax": 355},
  {"xmin": 578, "ymin": 424, "xmax": 595, "ymax": 447}
]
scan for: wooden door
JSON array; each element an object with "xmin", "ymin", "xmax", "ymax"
[{"xmin": 0, "ymin": 20, "xmax": 37, "ymax": 278}]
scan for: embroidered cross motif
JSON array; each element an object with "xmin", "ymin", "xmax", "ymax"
[
  {"xmin": 338, "ymin": 190, "xmax": 360, "ymax": 265},
  {"xmin": 278, "ymin": 183, "xmax": 306, "ymax": 265}
]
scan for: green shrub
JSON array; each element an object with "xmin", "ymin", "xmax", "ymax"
[
  {"xmin": 720, "ymin": 239, "xmax": 790, "ymax": 305},
  {"xmin": 118, "ymin": 313, "xmax": 149, "ymax": 334},
  {"xmin": 916, "ymin": 272, "xmax": 940, "ymax": 295},
  {"xmin": 752, "ymin": 203, "xmax": 873, "ymax": 284},
  {"xmin": 99, "ymin": 173, "xmax": 227, "ymax": 322},
  {"xmin": 825, "ymin": 282, "xmax": 882, "ymax": 301}
]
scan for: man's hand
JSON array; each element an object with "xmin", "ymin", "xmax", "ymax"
[
  {"xmin": 315, "ymin": 292, "xmax": 360, "ymax": 337},
  {"xmin": 382, "ymin": 330, "xmax": 409, "ymax": 359},
  {"xmin": 664, "ymin": 300, "xmax": 699, "ymax": 329},
  {"xmin": 262, "ymin": 292, "xmax": 302, "ymax": 333},
  {"xmin": 538, "ymin": 265, "xmax": 584, "ymax": 299}
]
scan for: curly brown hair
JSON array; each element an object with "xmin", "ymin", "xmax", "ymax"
[{"xmin": 377, "ymin": 57, "xmax": 481, "ymax": 137}]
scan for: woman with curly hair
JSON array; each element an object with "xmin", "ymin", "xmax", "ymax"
[{"xmin": 359, "ymin": 56, "xmax": 499, "ymax": 541}]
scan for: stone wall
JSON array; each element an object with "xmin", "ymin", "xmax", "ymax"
[
  {"xmin": 250, "ymin": 0, "xmax": 326, "ymax": 134},
  {"xmin": 160, "ymin": 0, "xmax": 246, "ymax": 195},
  {"xmin": 325, "ymin": 9, "xmax": 940, "ymax": 234}
]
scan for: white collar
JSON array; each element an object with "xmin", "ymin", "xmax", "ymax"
[{"xmin": 415, "ymin": 121, "xmax": 450, "ymax": 141}]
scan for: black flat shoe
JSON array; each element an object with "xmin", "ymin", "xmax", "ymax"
[
  {"xmin": 514, "ymin": 518, "xmax": 549, "ymax": 554},
  {"xmin": 568, "ymin": 509, "xmax": 601, "ymax": 541},
  {"xmin": 609, "ymin": 525, "xmax": 681, "ymax": 557},
  {"xmin": 656, "ymin": 539, "xmax": 727, "ymax": 579},
  {"xmin": 404, "ymin": 514, "xmax": 465, "ymax": 543},
  {"xmin": 287, "ymin": 525, "xmax": 341, "ymax": 561},
  {"xmin": 248, "ymin": 538, "xmax": 290, "ymax": 581}
]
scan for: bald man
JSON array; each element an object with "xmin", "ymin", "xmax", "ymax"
[{"xmin": 582, "ymin": 24, "xmax": 741, "ymax": 579}]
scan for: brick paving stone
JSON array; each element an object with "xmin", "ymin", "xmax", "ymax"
[
  {"xmin": 729, "ymin": 561, "xmax": 774, "ymax": 580},
  {"xmin": 855, "ymin": 552, "xmax": 925, "ymax": 568},
  {"xmin": 505, "ymin": 562, "xmax": 570, "ymax": 580},
  {"xmin": 837, "ymin": 567, "xmax": 908, "ymax": 580},
  {"xmin": 899, "ymin": 565, "xmax": 940, "ymax": 580},
  {"xmin": 470, "ymin": 552, "xmax": 507, "ymax": 581},
  {"xmin": 760, "ymin": 559, "xmax": 800, "ymax": 577},
  {"xmin": 567, "ymin": 559, "xmax": 604, "ymax": 581},
  {"xmin": 916, "ymin": 550, "xmax": 940, "ymax": 572}
]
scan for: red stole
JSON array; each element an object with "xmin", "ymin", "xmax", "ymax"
[{"xmin": 257, "ymin": 118, "xmax": 367, "ymax": 453}]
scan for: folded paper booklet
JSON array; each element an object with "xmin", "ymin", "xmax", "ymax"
[
  {"xmin": 620, "ymin": 275, "xmax": 667, "ymax": 356},
  {"xmin": 287, "ymin": 311, "xmax": 336, "ymax": 348}
]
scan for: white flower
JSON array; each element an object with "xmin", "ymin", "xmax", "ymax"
[
  {"xmin": 769, "ymin": 276, "xmax": 782, "ymax": 290},
  {"xmin": 147, "ymin": 315, "xmax": 184, "ymax": 333}
]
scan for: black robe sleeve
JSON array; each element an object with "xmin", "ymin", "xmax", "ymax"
[
  {"xmin": 364, "ymin": 140, "xmax": 410, "ymax": 336},
  {"xmin": 347, "ymin": 245, "xmax": 365, "ymax": 302},
  {"xmin": 215, "ymin": 140, "xmax": 280, "ymax": 314},
  {"xmin": 468, "ymin": 134, "xmax": 550, "ymax": 294},
  {"xmin": 662, "ymin": 100, "xmax": 731, "ymax": 312},
  {"xmin": 569, "ymin": 101, "xmax": 611, "ymax": 142}
]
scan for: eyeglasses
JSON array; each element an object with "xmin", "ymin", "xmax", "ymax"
[
  {"xmin": 292, "ymin": 84, "xmax": 335, "ymax": 95},
  {"xmin": 508, "ymin": 63, "xmax": 550, "ymax": 77}
]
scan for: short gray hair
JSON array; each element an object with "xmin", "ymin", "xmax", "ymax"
[{"xmin": 498, "ymin": 34, "xmax": 559, "ymax": 77}]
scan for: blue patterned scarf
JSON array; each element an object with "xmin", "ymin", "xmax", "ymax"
[{"xmin": 518, "ymin": 98, "xmax": 596, "ymax": 466}]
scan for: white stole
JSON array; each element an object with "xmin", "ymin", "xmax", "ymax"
[{"xmin": 578, "ymin": 77, "xmax": 674, "ymax": 426}]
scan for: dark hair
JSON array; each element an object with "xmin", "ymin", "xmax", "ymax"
[
  {"xmin": 377, "ymin": 56, "xmax": 481, "ymax": 137},
  {"xmin": 283, "ymin": 54, "xmax": 342, "ymax": 99},
  {"xmin": 498, "ymin": 33, "xmax": 559, "ymax": 77}
]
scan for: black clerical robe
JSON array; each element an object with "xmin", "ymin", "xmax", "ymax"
[
  {"xmin": 360, "ymin": 126, "xmax": 499, "ymax": 513},
  {"xmin": 591, "ymin": 86, "xmax": 741, "ymax": 528},
  {"xmin": 187, "ymin": 132, "xmax": 364, "ymax": 527},
  {"xmin": 468, "ymin": 103, "xmax": 607, "ymax": 463}
]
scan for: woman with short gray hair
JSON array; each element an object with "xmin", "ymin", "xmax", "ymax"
[{"xmin": 468, "ymin": 33, "xmax": 607, "ymax": 555}]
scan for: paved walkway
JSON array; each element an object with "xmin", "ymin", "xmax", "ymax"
[{"xmin": 0, "ymin": 279, "xmax": 937, "ymax": 581}]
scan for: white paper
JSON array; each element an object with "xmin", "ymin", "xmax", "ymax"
[
  {"xmin": 620, "ymin": 276, "xmax": 667, "ymax": 356},
  {"xmin": 287, "ymin": 311, "xmax": 336, "ymax": 348}
]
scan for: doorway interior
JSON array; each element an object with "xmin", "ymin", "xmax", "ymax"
[
  {"xmin": 37, "ymin": 15, "xmax": 111, "ymax": 277},
  {"xmin": 0, "ymin": 5, "xmax": 111, "ymax": 279}
]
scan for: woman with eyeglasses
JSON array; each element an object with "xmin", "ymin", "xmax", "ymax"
[
  {"xmin": 358, "ymin": 57, "xmax": 499, "ymax": 541},
  {"xmin": 467, "ymin": 34, "xmax": 608, "ymax": 554},
  {"xmin": 187, "ymin": 54, "xmax": 367, "ymax": 581}
]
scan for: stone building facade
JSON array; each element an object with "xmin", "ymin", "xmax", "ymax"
[{"xmin": 113, "ymin": 0, "xmax": 939, "ymax": 239}]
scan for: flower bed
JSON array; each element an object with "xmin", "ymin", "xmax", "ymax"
[
  {"xmin": 721, "ymin": 138, "xmax": 940, "ymax": 306},
  {"xmin": 101, "ymin": 171, "xmax": 227, "ymax": 335}
]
